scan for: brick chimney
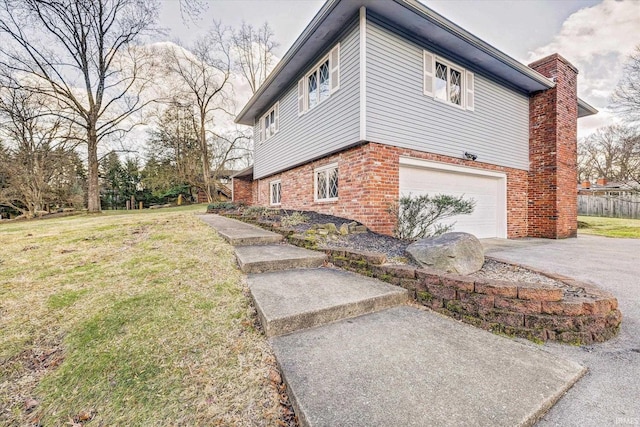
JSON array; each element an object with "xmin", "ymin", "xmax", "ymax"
[
  {"xmin": 581, "ymin": 181, "xmax": 591, "ymax": 189},
  {"xmin": 597, "ymin": 177, "xmax": 607, "ymax": 186},
  {"xmin": 528, "ymin": 54, "xmax": 579, "ymax": 238}
]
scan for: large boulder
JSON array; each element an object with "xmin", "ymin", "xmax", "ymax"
[{"xmin": 406, "ymin": 232, "xmax": 484, "ymax": 275}]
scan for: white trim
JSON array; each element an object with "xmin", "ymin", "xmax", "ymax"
[
  {"xmin": 359, "ymin": 6, "xmax": 367, "ymax": 141},
  {"xmin": 423, "ymin": 50, "xmax": 434, "ymax": 97},
  {"xmin": 269, "ymin": 179, "xmax": 282, "ymax": 206},
  {"xmin": 314, "ymin": 162, "xmax": 339, "ymax": 202},
  {"xmin": 425, "ymin": 52, "xmax": 472, "ymax": 110},
  {"xmin": 302, "ymin": 44, "xmax": 339, "ymax": 113},
  {"xmin": 399, "ymin": 157, "xmax": 506, "ymax": 179},
  {"xmin": 465, "ymin": 70, "xmax": 475, "ymax": 111},
  {"xmin": 329, "ymin": 43, "xmax": 340, "ymax": 93},
  {"xmin": 297, "ymin": 78, "xmax": 306, "ymax": 116},
  {"xmin": 261, "ymin": 102, "xmax": 279, "ymax": 141}
]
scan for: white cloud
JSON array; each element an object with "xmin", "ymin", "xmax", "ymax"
[{"xmin": 528, "ymin": 0, "xmax": 640, "ymax": 136}]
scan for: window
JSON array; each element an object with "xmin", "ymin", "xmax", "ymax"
[
  {"xmin": 270, "ymin": 180, "xmax": 281, "ymax": 205},
  {"xmin": 314, "ymin": 163, "xmax": 338, "ymax": 202},
  {"xmin": 424, "ymin": 50, "xmax": 474, "ymax": 111},
  {"xmin": 260, "ymin": 102, "xmax": 279, "ymax": 142},
  {"xmin": 298, "ymin": 44, "xmax": 340, "ymax": 115}
]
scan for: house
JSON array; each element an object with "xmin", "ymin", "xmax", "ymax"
[
  {"xmin": 578, "ymin": 178, "xmax": 638, "ymax": 196},
  {"xmin": 195, "ymin": 169, "xmax": 238, "ymax": 203},
  {"xmin": 233, "ymin": 0, "xmax": 597, "ymax": 239}
]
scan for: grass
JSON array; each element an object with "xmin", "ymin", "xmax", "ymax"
[
  {"xmin": 0, "ymin": 205, "xmax": 281, "ymax": 426},
  {"xmin": 578, "ymin": 215, "xmax": 640, "ymax": 238}
]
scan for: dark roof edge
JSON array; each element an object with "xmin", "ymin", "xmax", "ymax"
[
  {"xmin": 231, "ymin": 165, "xmax": 254, "ymax": 178},
  {"xmin": 397, "ymin": 0, "xmax": 555, "ymax": 91}
]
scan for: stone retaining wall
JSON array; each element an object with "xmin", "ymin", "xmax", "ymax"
[
  {"xmin": 321, "ymin": 248, "xmax": 620, "ymax": 345},
  {"xmin": 215, "ymin": 212, "xmax": 621, "ymax": 345}
]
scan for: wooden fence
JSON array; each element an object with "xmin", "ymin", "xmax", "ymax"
[{"xmin": 578, "ymin": 194, "xmax": 640, "ymax": 219}]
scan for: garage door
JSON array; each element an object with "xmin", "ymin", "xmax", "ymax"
[{"xmin": 399, "ymin": 158, "xmax": 507, "ymax": 238}]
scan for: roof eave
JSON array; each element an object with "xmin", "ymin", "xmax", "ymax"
[
  {"xmin": 396, "ymin": 0, "xmax": 554, "ymax": 91},
  {"xmin": 236, "ymin": 0, "xmax": 571, "ymax": 126},
  {"xmin": 578, "ymin": 98, "xmax": 598, "ymax": 118},
  {"xmin": 235, "ymin": 0, "xmax": 340, "ymax": 125}
]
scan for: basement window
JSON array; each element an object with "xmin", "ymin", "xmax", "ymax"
[
  {"xmin": 314, "ymin": 163, "xmax": 338, "ymax": 202},
  {"xmin": 270, "ymin": 180, "xmax": 281, "ymax": 206}
]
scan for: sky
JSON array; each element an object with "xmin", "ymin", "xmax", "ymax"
[{"xmin": 156, "ymin": 0, "xmax": 640, "ymax": 137}]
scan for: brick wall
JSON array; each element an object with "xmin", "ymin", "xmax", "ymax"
[
  {"xmin": 232, "ymin": 177, "xmax": 254, "ymax": 204},
  {"xmin": 251, "ymin": 142, "xmax": 529, "ymax": 238},
  {"xmin": 528, "ymin": 54, "xmax": 579, "ymax": 238}
]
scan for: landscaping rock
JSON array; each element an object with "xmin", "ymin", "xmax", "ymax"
[
  {"xmin": 339, "ymin": 223, "xmax": 349, "ymax": 235},
  {"xmin": 323, "ymin": 223, "xmax": 338, "ymax": 234},
  {"xmin": 406, "ymin": 232, "xmax": 484, "ymax": 275}
]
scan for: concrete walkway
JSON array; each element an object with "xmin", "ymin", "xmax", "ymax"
[
  {"xmin": 483, "ymin": 235, "xmax": 640, "ymax": 426},
  {"xmin": 201, "ymin": 215, "xmax": 587, "ymax": 427}
]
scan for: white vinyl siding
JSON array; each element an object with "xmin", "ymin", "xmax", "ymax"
[
  {"xmin": 254, "ymin": 24, "xmax": 359, "ymax": 180},
  {"xmin": 366, "ymin": 22, "xmax": 529, "ymax": 171}
]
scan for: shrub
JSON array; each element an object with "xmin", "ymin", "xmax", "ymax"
[
  {"xmin": 280, "ymin": 211, "xmax": 309, "ymax": 227},
  {"xmin": 242, "ymin": 206, "xmax": 279, "ymax": 218},
  {"xmin": 207, "ymin": 201, "xmax": 236, "ymax": 211},
  {"xmin": 388, "ymin": 194, "xmax": 475, "ymax": 241},
  {"xmin": 242, "ymin": 206, "xmax": 268, "ymax": 217}
]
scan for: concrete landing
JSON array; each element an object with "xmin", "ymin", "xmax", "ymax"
[
  {"xmin": 248, "ymin": 268, "xmax": 408, "ymax": 337},
  {"xmin": 200, "ymin": 214, "xmax": 282, "ymax": 246},
  {"xmin": 235, "ymin": 244, "xmax": 326, "ymax": 273},
  {"xmin": 272, "ymin": 306, "xmax": 586, "ymax": 427}
]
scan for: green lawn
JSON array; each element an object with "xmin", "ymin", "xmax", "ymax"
[
  {"xmin": 578, "ymin": 215, "xmax": 640, "ymax": 238},
  {"xmin": 0, "ymin": 205, "xmax": 281, "ymax": 425}
]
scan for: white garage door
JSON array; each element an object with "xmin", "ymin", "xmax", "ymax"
[{"xmin": 399, "ymin": 158, "xmax": 507, "ymax": 238}]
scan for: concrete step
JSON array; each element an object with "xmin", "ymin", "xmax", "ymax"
[
  {"xmin": 247, "ymin": 268, "xmax": 408, "ymax": 337},
  {"xmin": 200, "ymin": 214, "xmax": 282, "ymax": 246},
  {"xmin": 235, "ymin": 245, "xmax": 326, "ymax": 274},
  {"xmin": 271, "ymin": 306, "xmax": 586, "ymax": 427}
]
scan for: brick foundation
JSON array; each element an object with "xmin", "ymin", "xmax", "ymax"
[
  {"xmin": 249, "ymin": 142, "xmax": 528, "ymax": 238},
  {"xmin": 232, "ymin": 176, "xmax": 254, "ymax": 205},
  {"xmin": 528, "ymin": 54, "xmax": 579, "ymax": 238}
]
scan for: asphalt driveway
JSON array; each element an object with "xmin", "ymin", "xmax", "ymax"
[{"xmin": 483, "ymin": 235, "xmax": 640, "ymax": 427}]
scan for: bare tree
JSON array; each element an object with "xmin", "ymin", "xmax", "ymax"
[
  {"xmin": 0, "ymin": 0, "xmax": 159, "ymax": 212},
  {"xmin": 231, "ymin": 21, "xmax": 278, "ymax": 94},
  {"xmin": 0, "ymin": 83, "xmax": 83, "ymax": 216},
  {"xmin": 612, "ymin": 46, "xmax": 640, "ymax": 124},
  {"xmin": 578, "ymin": 124, "xmax": 640, "ymax": 185},
  {"xmin": 163, "ymin": 25, "xmax": 238, "ymax": 202}
]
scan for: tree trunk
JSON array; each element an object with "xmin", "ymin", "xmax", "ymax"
[
  {"xmin": 199, "ymin": 113, "xmax": 212, "ymax": 203},
  {"xmin": 87, "ymin": 128, "xmax": 101, "ymax": 212}
]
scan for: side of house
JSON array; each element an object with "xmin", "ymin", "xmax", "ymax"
[{"xmin": 233, "ymin": 0, "xmax": 596, "ymax": 239}]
